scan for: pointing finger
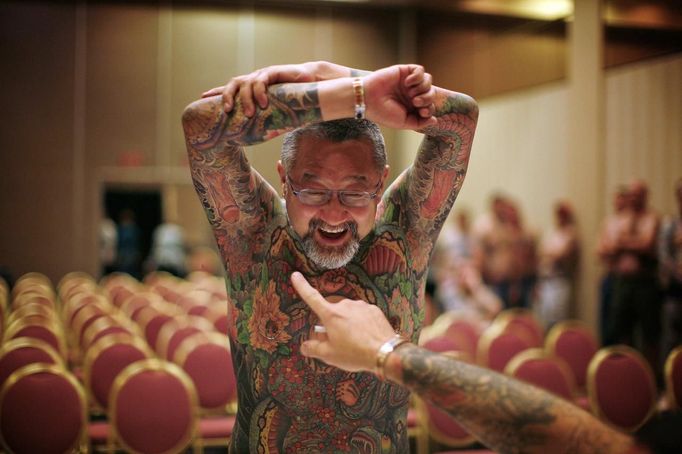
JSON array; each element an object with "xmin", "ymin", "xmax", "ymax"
[{"xmin": 291, "ymin": 272, "xmax": 331, "ymax": 320}]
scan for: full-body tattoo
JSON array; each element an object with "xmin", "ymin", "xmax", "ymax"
[{"xmin": 183, "ymin": 68, "xmax": 477, "ymax": 453}]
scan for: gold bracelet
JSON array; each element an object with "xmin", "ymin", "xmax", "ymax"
[
  {"xmin": 352, "ymin": 77, "xmax": 366, "ymax": 120},
  {"xmin": 375, "ymin": 334, "xmax": 407, "ymax": 381}
]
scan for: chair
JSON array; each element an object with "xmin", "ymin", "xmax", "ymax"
[
  {"xmin": 504, "ymin": 348, "xmax": 575, "ymax": 400},
  {"xmin": 477, "ymin": 323, "xmax": 535, "ymax": 372},
  {"xmin": 3, "ymin": 317, "xmax": 66, "ymax": 359},
  {"xmin": 81, "ymin": 315, "xmax": 136, "ymax": 350},
  {"xmin": 173, "ymin": 331, "xmax": 237, "ymax": 413},
  {"xmin": 0, "ymin": 363, "xmax": 87, "ymax": 454},
  {"xmin": 443, "ymin": 317, "xmax": 482, "ymax": 361},
  {"xmin": 204, "ymin": 306, "xmax": 229, "ymax": 335},
  {"xmin": 155, "ymin": 315, "xmax": 215, "ymax": 359},
  {"xmin": 108, "ymin": 358, "xmax": 199, "ymax": 454},
  {"xmin": 0, "ymin": 337, "xmax": 63, "ymax": 389},
  {"xmin": 418, "ymin": 335, "xmax": 478, "ymax": 452},
  {"xmin": 664, "ymin": 345, "xmax": 682, "ymax": 410},
  {"xmin": 545, "ymin": 319, "xmax": 599, "ymax": 392},
  {"xmin": 586, "ymin": 345, "xmax": 657, "ymax": 432},
  {"xmin": 173, "ymin": 332, "xmax": 237, "ymax": 448},
  {"xmin": 136, "ymin": 306, "xmax": 182, "ymax": 350},
  {"xmin": 82, "ymin": 334, "xmax": 153, "ymax": 412},
  {"xmin": 493, "ymin": 307, "xmax": 544, "ymax": 347}
]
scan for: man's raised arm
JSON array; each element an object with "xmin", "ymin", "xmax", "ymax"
[{"xmin": 182, "ymin": 62, "xmax": 436, "ymax": 151}]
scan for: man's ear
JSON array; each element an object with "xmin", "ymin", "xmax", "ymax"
[
  {"xmin": 277, "ymin": 161, "xmax": 289, "ymax": 197},
  {"xmin": 277, "ymin": 161, "xmax": 286, "ymax": 182},
  {"xmin": 380, "ymin": 165, "xmax": 390, "ymax": 193}
]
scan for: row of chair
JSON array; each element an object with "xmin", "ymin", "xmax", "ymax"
[
  {"xmin": 0, "ymin": 271, "xmax": 238, "ymax": 453},
  {"xmin": 415, "ymin": 308, "xmax": 682, "ymax": 453}
]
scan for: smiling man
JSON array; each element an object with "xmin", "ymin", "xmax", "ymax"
[{"xmin": 182, "ymin": 61, "xmax": 478, "ymax": 453}]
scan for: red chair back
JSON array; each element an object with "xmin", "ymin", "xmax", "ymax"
[
  {"xmin": 83, "ymin": 334, "xmax": 152, "ymax": 411},
  {"xmin": 587, "ymin": 345, "xmax": 657, "ymax": 432},
  {"xmin": 505, "ymin": 348, "xmax": 575, "ymax": 400},
  {"xmin": 477, "ymin": 324, "xmax": 534, "ymax": 372},
  {"xmin": 109, "ymin": 359, "xmax": 197, "ymax": 454},
  {"xmin": 0, "ymin": 338, "xmax": 62, "ymax": 389},
  {"xmin": 664, "ymin": 345, "xmax": 682, "ymax": 410},
  {"xmin": 493, "ymin": 308, "xmax": 544, "ymax": 347},
  {"xmin": 174, "ymin": 332, "xmax": 237, "ymax": 412},
  {"xmin": 546, "ymin": 320, "xmax": 598, "ymax": 390},
  {"xmin": 444, "ymin": 318, "xmax": 481, "ymax": 360},
  {"xmin": 0, "ymin": 363, "xmax": 86, "ymax": 454}
]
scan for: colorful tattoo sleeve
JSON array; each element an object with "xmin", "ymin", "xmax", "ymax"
[{"xmin": 390, "ymin": 344, "xmax": 635, "ymax": 454}]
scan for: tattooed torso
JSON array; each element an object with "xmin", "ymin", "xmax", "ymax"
[
  {"xmin": 182, "ymin": 78, "xmax": 478, "ymax": 453},
  {"xmin": 226, "ymin": 208, "xmax": 421, "ymax": 453}
]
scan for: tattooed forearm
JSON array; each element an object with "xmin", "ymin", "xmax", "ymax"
[
  {"xmin": 387, "ymin": 344, "xmax": 635, "ymax": 454},
  {"xmin": 182, "ymin": 82, "xmax": 322, "ymax": 150}
]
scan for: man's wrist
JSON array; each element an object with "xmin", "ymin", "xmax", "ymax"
[
  {"xmin": 375, "ymin": 334, "xmax": 408, "ymax": 381},
  {"xmin": 352, "ymin": 77, "xmax": 366, "ymax": 120}
]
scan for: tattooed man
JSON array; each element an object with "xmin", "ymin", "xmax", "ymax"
[{"xmin": 182, "ymin": 61, "xmax": 478, "ymax": 453}]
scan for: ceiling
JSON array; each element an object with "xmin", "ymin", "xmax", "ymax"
[{"xmin": 252, "ymin": 0, "xmax": 682, "ymax": 30}]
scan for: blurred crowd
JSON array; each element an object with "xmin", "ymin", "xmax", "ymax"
[{"xmin": 428, "ymin": 178, "xmax": 682, "ymax": 373}]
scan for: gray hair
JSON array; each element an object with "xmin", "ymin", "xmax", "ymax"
[{"xmin": 281, "ymin": 119, "xmax": 386, "ymax": 174}]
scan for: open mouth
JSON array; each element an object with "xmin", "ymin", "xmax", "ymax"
[{"xmin": 317, "ymin": 224, "xmax": 349, "ymax": 241}]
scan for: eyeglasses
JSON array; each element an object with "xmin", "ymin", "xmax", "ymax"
[{"xmin": 286, "ymin": 176, "xmax": 381, "ymax": 208}]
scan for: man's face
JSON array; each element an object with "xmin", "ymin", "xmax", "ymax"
[{"xmin": 278, "ymin": 137, "xmax": 387, "ymax": 270}]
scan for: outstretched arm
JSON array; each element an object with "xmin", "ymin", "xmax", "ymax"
[{"xmin": 291, "ymin": 272, "xmax": 643, "ymax": 454}]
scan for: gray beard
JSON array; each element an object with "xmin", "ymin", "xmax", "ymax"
[{"xmin": 300, "ymin": 219, "xmax": 360, "ymax": 270}]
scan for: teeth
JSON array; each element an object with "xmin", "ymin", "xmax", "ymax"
[{"xmin": 320, "ymin": 225, "xmax": 346, "ymax": 233}]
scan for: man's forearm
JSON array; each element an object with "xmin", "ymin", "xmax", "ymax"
[
  {"xmin": 183, "ymin": 82, "xmax": 324, "ymax": 150},
  {"xmin": 385, "ymin": 344, "xmax": 636, "ymax": 454}
]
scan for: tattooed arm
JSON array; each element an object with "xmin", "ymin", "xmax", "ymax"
[
  {"xmin": 291, "ymin": 272, "xmax": 644, "ymax": 454},
  {"xmin": 380, "ymin": 81, "xmax": 478, "ymax": 273}
]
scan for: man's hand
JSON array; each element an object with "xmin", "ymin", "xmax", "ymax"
[
  {"xmin": 202, "ymin": 61, "xmax": 350, "ymax": 117},
  {"xmin": 291, "ymin": 272, "xmax": 396, "ymax": 373},
  {"xmin": 364, "ymin": 64, "xmax": 437, "ymax": 130}
]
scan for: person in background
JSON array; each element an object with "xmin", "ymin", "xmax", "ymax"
[
  {"xmin": 472, "ymin": 194, "xmax": 518, "ymax": 307},
  {"xmin": 604, "ymin": 179, "xmax": 662, "ymax": 372},
  {"xmin": 99, "ymin": 216, "xmax": 118, "ymax": 277},
  {"xmin": 115, "ymin": 208, "xmax": 141, "ymax": 279},
  {"xmin": 473, "ymin": 195, "xmax": 537, "ymax": 309},
  {"xmin": 535, "ymin": 200, "xmax": 580, "ymax": 328},
  {"xmin": 596, "ymin": 185, "xmax": 630, "ymax": 344},
  {"xmin": 658, "ymin": 178, "xmax": 682, "ymax": 362},
  {"xmin": 435, "ymin": 259, "xmax": 502, "ymax": 329},
  {"xmin": 148, "ymin": 218, "xmax": 187, "ymax": 278},
  {"xmin": 291, "ymin": 271, "xmax": 680, "ymax": 454}
]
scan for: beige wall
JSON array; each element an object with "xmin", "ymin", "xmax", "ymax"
[{"xmin": 0, "ymin": 2, "xmax": 680, "ymax": 331}]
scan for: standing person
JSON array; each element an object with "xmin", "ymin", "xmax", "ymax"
[
  {"xmin": 115, "ymin": 208, "xmax": 141, "ymax": 279},
  {"xmin": 604, "ymin": 180, "xmax": 661, "ymax": 370},
  {"xmin": 99, "ymin": 216, "xmax": 118, "ymax": 277},
  {"xmin": 472, "ymin": 194, "xmax": 518, "ymax": 307},
  {"xmin": 596, "ymin": 185, "xmax": 630, "ymax": 344},
  {"xmin": 182, "ymin": 61, "xmax": 478, "ymax": 452},
  {"xmin": 148, "ymin": 219, "xmax": 187, "ymax": 278},
  {"xmin": 291, "ymin": 272, "xmax": 663, "ymax": 454},
  {"xmin": 659, "ymin": 179, "xmax": 682, "ymax": 361},
  {"xmin": 535, "ymin": 200, "xmax": 580, "ymax": 328}
]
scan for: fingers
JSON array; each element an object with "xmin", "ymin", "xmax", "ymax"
[
  {"xmin": 220, "ymin": 72, "xmax": 268, "ymax": 116},
  {"xmin": 202, "ymin": 86, "xmax": 225, "ymax": 98},
  {"xmin": 221, "ymin": 79, "xmax": 240, "ymax": 113},
  {"xmin": 291, "ymin": 272, "xmax": 331, "ymax": 320},
  {"xmin": 300, "ymin": 339, "xmax": 330, "ymax": 361}
]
